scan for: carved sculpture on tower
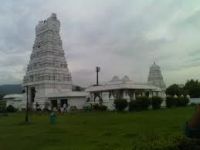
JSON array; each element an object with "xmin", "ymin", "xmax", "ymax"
[
  {"xmin": 148, "ymin": 62, "xmax": 166, "ymax": 90},
  {"xmin": 23, "ymin": 13, "xmax": 73, "ymax": 107}
]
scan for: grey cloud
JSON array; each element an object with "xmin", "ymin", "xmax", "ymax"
[{"xmin": 1, "ymin": 0, "xmax": 200, "ymax": 87}]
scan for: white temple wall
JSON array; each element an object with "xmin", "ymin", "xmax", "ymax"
[
  {"xmin": 68, "ymin": 98, "xmax": 86, "ymax": 109},
  {"xmin": 103, "ymin": 99, "xmax": 115, "ymax": 110},
  {"xmin": 87, "ymin": 89, "xmax": 166, "ymax": 110},
  {"xmin": 101, "ymin": 92, "xmax": 110, "ymax": 102},
  {"xmin": 123, "ymin": 91, "xmax": 131, "ymax": 102}
]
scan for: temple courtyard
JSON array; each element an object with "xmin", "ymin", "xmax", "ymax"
[{"xmin": 0, "ymin": 107, "xmax": 194, "ymax": 150}]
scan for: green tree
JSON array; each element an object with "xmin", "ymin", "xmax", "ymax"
[
  {"xmin": 184, "ymin": 79, "xmax": 200, "ymax": 98},
  {"xmin": 166, "ymin": 84, "xmax": 183, "ymax": 96}
]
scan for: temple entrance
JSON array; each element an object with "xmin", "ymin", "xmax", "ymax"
[
  {"xmin": 60, "ymin": 99, "xmax": 68, "ymax": 107},
  {"xmin": 51, "ymin": 100, "xmax": 58, "ymax": 109},
  {"xmin": 60, "ymin": 99, "xmax": 68, "ymax": 112}
]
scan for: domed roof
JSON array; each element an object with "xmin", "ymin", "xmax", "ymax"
[
  {"xmin": 110, "ymin": 76, "xmax": 120, "ymax": 82},
  {"xmin": 122, "ymin": 75, "xmax": 130, "ymax": 82}
]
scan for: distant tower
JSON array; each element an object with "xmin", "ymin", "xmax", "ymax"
[
  {"xmin": 23, "ymin": 13, "xmax": 72, "ymax": 106},
  {"xmin": 148, "ymin": 62, "xmax": 166, "ymax": 90}
]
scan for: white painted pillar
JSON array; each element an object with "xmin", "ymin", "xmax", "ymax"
[{"xmin": 133, "ymin": 92, "xmax": 136, "ymax": 100}]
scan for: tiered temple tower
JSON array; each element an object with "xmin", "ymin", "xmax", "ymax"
[
  {"xmin": 148, "ymin": 62, "xmax": 166, "ymax": 90},
  {"xmin": 23, "ymin": 13, "xmax": 72, "ymax": 106}
]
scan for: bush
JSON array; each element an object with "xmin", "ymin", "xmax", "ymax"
[
  {"xmin": 183, "ymin": 97, "xmax": 189, "ymax": 106},
  {"xmin": 69, "ymin": 106, "xmax": 77, "ymax": 112},
  {"xmin": 114, "ymin": 99, "xmax": 128, "ymax": 111},
  {"xmin": 129, "ymin": 96, "xmax": 151, "ymax": 111},
  {"xmin": 136, "ymin": 96, "xmax": 151, "ymax": 110},
  {"xmin": 99, "ymin": 105, "xmax": 107, "ymax": 111},
  {"xmin": 166, "ymin": 96, "xmax": 189, "ymax": 108},
  {"xmin": 6, "ymin": 105, "xmax": 17, "ymax": 112},
  {"xmin": 151, "ymin": 96, "xmax": 163, "ymax": 109},
  {"xmin": 92, "ymin": 104, "xmax": 107, "ymax": 111},
  {"xmin": 166, "ymin": 96, "xmax": 176, "ymax": 108},
  {"xmin": 92, "ymin": 103, "xmax": 100, "ymax": 110},
  {"xmin": 83, "ymin": 105, "xmax": 92, "ymax": 112},
  {"xmin": 128, "ymin": 100, "xmax": 137, "ymax": 111},
  {"xmin": 190, "ymin": 103, "xmax": 197, "ymax": 106},
  {"xmin": 175, "ymin": 97, "xmax": 189, "ymax": 107}
]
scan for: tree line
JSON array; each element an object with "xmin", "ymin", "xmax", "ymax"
[{"xmin": 166, "ymin": 79, "xmax": 200, "ymax": 98}]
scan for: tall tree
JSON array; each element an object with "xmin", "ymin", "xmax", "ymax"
[
  {"xmin": 166, "ymin": 84, "xmax": 183, "ymax": 96},
  {"xmin": 184, "ymin": 79, "xmax": 200, "ymax": 98}
]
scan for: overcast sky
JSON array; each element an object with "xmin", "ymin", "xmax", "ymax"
[{"xmin": 1, "ymin": 0, "xmax": 200, "ymax": 87}]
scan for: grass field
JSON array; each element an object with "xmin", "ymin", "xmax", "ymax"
[{"xmin": 0, "ymin": 107, "xmax": 195, "ymax": 150}]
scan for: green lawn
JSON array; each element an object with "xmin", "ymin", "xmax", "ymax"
[{"xmin": 0, "ymin": 107, "xmax": 195, "ymax": 150}]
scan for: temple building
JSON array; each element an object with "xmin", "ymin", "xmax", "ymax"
[
  {"xmin": 21, "ymin": 13, "xmax": 167, "ymax": 111},
  {"xmin": 86, "ymin": 75, "xmax": 163, "ymax": 110},
  {"xmin": 148, "ymin": 62, "xmax": 166, "ymax": 90},
  {"xmin": 3, "ymin": 94, "xmax": 26, "ymax": 111},
  {"xmin": 23, "ymin": 13, "xmax": 87, "ymax": 110}
]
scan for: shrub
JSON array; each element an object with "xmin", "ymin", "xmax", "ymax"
[
  {"xmin": 166, "ymin": 96, "xmax": 176, "ymax": 108},
  {"xmin": 114, "ymin": 99, "xmax": 128, "ymax": 111},
  {"xmin": 183, "ymin": 97, "xmax": 189, "ymax": 106},
  {"xmin": 6, "ymin": 105, "xmax": 17, "ymax": 112},
  {"xmin": 128, "ymin": 100, "xmax": 137, "ymax": 111},
  {"xmin": 92, "ymin": 103, "xmax": 100, "ymax": 110},
  {"xmin": 190, "ymin": 103, "xmax": 197, "ymax": 106},
  {"xmin": 175, "ymin": 97, "xmax": 189, "ymax": 107},
  {"xmin": 136, "ymin": 96, "xmax": 151, "ymax": 110},
  {"xmin": 175, "ymin": 96, "xmax": 189, "ymax": 107},
  {"xmin": 83, "ymin": 105, "xmax": 92, "ymax": 112},
  {"xmin": 175, "ymin": 98, "xmax": 181, "ymax": 107},
  {"xmin": 69, "ymin": 106, "xmax": 77, "ymax": 112},
  {"xmin": 129, "ymin": 96, "xmax": 151, "ymax": 111},
  {"xmin": 166, "ymin": 96, "xmax": 189, "ymax": 108},
  {"xmin": 99, "ymin": 105, "xmax": 107, "ymax": 111},
  {"xmin": 92, "ymin": 104, "xmax": 107, "ymax": 111},
  {"xmin": 151, "ymin": 96, "xmax": 163, "ymax": 109},
  {"xmin": 184, "ymin": 97, "xmax": 189, "ymax": 106}
]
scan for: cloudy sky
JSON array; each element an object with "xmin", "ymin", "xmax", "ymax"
[{"xmin": 1, "ymin": 0, "xmax": 200, "ymax": 87}]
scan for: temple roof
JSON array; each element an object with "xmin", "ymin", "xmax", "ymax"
[
  {"xmin": 86, "ymin": 76, "xmax": 161, "ymax": 92},
  {"xmin": 3, "ymin": 94, "xmax": 24, "ymax": 101},
  {"xmin": 86, "ymin": 82, "xmax": 161, "ymax": 92},
  {"xmin": 122, "ymin": 75, "xmax": 130, "ymax": 82},
  {"xmin": 110, "ymin": 76, "xmax": 120, "ymax": 82}
]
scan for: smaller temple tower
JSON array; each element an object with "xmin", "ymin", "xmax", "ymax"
[{"xmin": 148, "ymin": 62, "xmax": 166, "ymax": 90}]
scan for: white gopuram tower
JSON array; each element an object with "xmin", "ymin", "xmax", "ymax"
[
  {"xmin": 148, "ymin": 62, "xmax": 166, "ymax": 90},
  {"xmin": 23, "ymin": 13, "xmax": 73, "ymax": 107}
]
